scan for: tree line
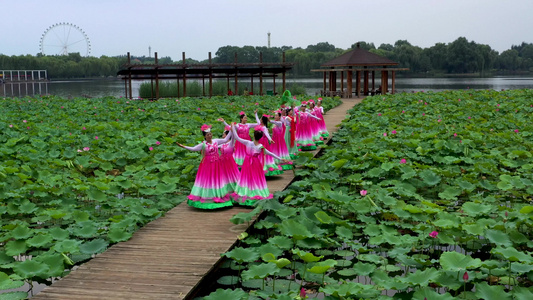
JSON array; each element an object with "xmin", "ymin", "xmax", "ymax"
[{"xmin": 1, "ymin": 37, "xmax": 532, "ymax": 79}]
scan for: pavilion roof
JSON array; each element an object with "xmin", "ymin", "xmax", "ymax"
[{"xmin": 321, "ymin": 43, "xmax": 398, "ymax": 67}]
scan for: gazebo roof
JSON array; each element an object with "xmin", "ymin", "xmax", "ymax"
[{"xmin": 321, "ymin": 43, "xmax": 398, "ymax": 67}]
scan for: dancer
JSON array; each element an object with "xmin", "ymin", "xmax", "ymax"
[
  {"xmin": 255, "ymin": 113, "xmax": 283, "ymax": 176},
  {"xmin": 270, "ymin": 111, "xmax": 292, "ymax": 170},
  {"xmin": 227, "ymin": 111, "xmax": 260, "ymax": 166},
  {"xmin": 315, "ymin": 98, "xmax": 329, "ymax": 138},
  {"xmin": 230, "ymin": 123, "xmax": 289, "ymax": 206},
  {"xmin": 308, "ymin": 100, "xmax": 324, "ymax": 145},
  {"xmin": 176, "ymin": 124, "xmax": 233, "ymax": 209},
  {"xmin": 218, "ymin": 125, "xmax": 240, "ymax": 194},
  {"xmin": 283, "ymin": 107, "xmax": 299, "ymax": 159},
  {"xmin": 296, "ymin": 102, "xmax": 321, "ymax": 151}
]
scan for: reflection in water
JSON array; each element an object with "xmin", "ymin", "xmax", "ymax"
[{"xmin": 1, "ymin": 77, "xmax": 532, "ymax": 98}]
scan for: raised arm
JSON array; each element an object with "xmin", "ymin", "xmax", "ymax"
[
  {"xmin": 269, "ymin": 120, "xmax": 283, "ymax": 127},
  {"xmin": 177, "ymin": 142, "xmax": 204, "ymax": 152},
  {"xmin": 232, "ymin": 124, "xmax": 253, "ymax": 146},
  {"xmin": 262, "ymin": 127, "xmax": 273, "ymax": 142},
  {"xmin": 307, "ymin": 112, "xmax": 321, "ymax": 120}
]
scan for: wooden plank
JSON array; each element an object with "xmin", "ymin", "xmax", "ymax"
[{"xmin": 33, "ymin": 97, "xmax": 362, "ymax": 299}]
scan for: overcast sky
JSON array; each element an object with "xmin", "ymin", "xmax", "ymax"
[{"xmin": 2, "ymin": 0, "xmax": 532, "ymax": 61}]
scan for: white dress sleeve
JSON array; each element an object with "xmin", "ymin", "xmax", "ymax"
[
  {"xmin": 307, "ymin": 112, "xmax": 321, "ymax": 120},
  {"xmin": 183, "ymin": 142, "xmax": 204, "ymax": 152},
  {"xmin": 263, "ymin": 146, "xmax": 282, "ymax": 160}
]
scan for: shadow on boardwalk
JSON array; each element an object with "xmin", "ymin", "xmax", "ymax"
[{"xmin": 33, "ymin": 97, "xmax": 363, "ymax": 300}]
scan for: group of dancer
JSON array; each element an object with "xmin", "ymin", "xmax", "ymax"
[{"xmin": 177, "ymin": 92, "xmax": 329, "ymax": 209}]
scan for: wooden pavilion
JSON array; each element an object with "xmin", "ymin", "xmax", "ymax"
[
  {"xmin": 117, "ymin": 52, "xmax": 294, "ymax": 99},
  {"xmin": 311, "ymin": 43, "xmax": 408, "ymax": 97}
]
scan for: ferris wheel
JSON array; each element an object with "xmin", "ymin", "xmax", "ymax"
[{"xmin": 40, "ymin": 22, "xmax": 91, "ymax": 56}]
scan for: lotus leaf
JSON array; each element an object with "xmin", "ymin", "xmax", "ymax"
[
  {"xmin": 107, "ymin": 228, "xmax": 132, "ymax": 243},
  {"xmin": 26, "ymin": 233, "xmax": 53, "ymax": 248},
  {"xmin": 4, "ymin": 240, "xmax": 27, "ymax": 257},
  {"xmin": 0, "ymin": 291, "xmax": 28, "ymax": 300},
  {"xmin": 492, "ymin": 246, "xmax": 532, "ymax": 262},
  {"xmin": 80, "ymin": 239, "xmax": 109, "ymax": 254},
  {"xmin": 241, "ymin": 262, "xmax": 279, "ymax": 281},
  {"xmin": 475, "ymin": 281, "xmax": 512, "ymax": 300},
  {"xmin": 52, "ymin": 239, "xmax": 81, "ymax": 254},
  {"xmin": 513, "ymin": 286, "xmax": 533, "ymax": 300},
  {"xmin": 412, "ymin": 287, "xmax": 455, "ymax": 300},
  {"xmin": 224, "ymin": 247, "xmax": 259, "ymax": 263},
  {"xmin": 0, "ymin": 272, "xmax": 24, "ymax": 290},
  {"xmin": 267, "ymin": 236, "xmax": 293, "ymax": 250},
  {"xmin": 292, "ymin": 249, "xmax": 322, "ymax": 263},
  {"xmin": 203, "ymin": 288, "xmax": 249, "ymax": 300},
  {"xmin": 10, "ymin": 225, "xmax": 33, "ymax": 240},
  {"xmin": 216, "ymin": 275, "xmax": 240, "ymax": 286},
  {"xmin": 439, "ymin": 252, "xmax": 481, "ymax": 271},
  {"xmin": 485, "ymin": 229, "xmax": 512, "ymax": 247},
  {"xmin": 12, "ymin": 259, "xmax": 49, "ymax": 279}
]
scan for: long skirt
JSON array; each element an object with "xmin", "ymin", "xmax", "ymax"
[
  {"xmin": 187, "ymin": 157, "xmax": 233, "ymax": 209},
  {"xmin": 258, "ymin": 135, "xmax": 283, "ymax": 176},
  {"xmin": 232, "ymin": 154, "xmax": 273, "ymax": 206},
  {"xmin": 270, "ymin": 126, "xmax": 292, "ymax": 170}
]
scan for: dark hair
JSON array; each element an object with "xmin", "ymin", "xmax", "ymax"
[
  {"xmin": 261, "ymin": 115, "xmax": 270, "ymax": 128},
  {"xmin": 254, "ymin": 130, "xmax": 264, "ymax": 140},
  {"xmin": 239, "ymin": 114, "xmax": 246, "ymax": 121},
  {"xmin": 276, "ymin": 112, "xmax": 281, "ymax": 118},
  {"xmin": 202, "ymin": 130, "xmax": 208, "ymax": 139},
  {"xmin": 286, "ymin": 108, "xmax": 293, "ymax": 114},
  {"xmin": 222, "ymin": 130, "xmax": 230, "ymax": 137}
]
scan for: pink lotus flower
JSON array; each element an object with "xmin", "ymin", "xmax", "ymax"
[
  {"xmin": 156, "ymin": 141, "xmax": 161, "ymax": 145},
  {"xmin": 9, "ymin": 124, "xmax": 13, "ymax": 128},
  {"xmin": 391, "ymin": 130, "xmax": 397, "ymax": 134},
  {"xmin": 23, "ymin": 120, "xmax": 27, "ymax": 123},
  {"xmin": 429, "ymin": 231, "xmax": 438, "ymax": 238},
  {"xmin": 514, "ymin": 129, "xmax": 519, "ymax": 133},
  {"xmin": 383, "ymin": 133, "xmax": 387, "ymax": 137},
  {"xmin": 400, "ymin": 159, "xmax": 407, "ymax": 164},
  {"xmin": 402, "ymin": 110, "xmax": 405, "ymax": 113},
  {"xmin": 255, "ymin": 102, "xmax": 259, "ymax": 105},
  {"xmin": 463, "ymin": 271, "xmax": 469, "ymax": 282},
  {"xmin": 77, "ymin": 149, "xmax": 83, "ymax": 152},
  {"xmin": 422, "ymin": 113, "xmax": 425, "ymax": 116},
  {"xmin": 497, "ymin": 104, "xmax": 500, "ymax": 107},
  {"xmin": 468, "ymin": 116, "xmax": 471, "ymax": 119},
  {"xmin": 95, "ymin": 136, "xmax": 99, "ymax": 140},
  {"xmin": 496, "ymin": 108, "xmax": 500, "ymax": 111},
  {"xmin": 83, "ymin": 147, "xmax": 90, "ymax": 151},
  {"xmin": 438, "ymin": 119, "xmax": 441, "ymax": 122},
  {"xmin": 453, "ymin": 133, "xmax": 457, "ymax": 137},
  {"xmin": 377, "ymin": 113, "xmax": 382, "ymax": 116},
  {"xmin": 27, "ymin": 127, "xmax": 30, "ymax": 129},
  {"xmin": 197, "ymin": 108, "xmax": 201, "ymax": 110},
  {"xmin": 149, "ymin": 147, "xmax": 154, "ymax": 151},
  {"xmin": 82, "ymin": 127, "xmax": 86, "ymax": 130},
  {"xmin": 360, "ymin": 190, "xmax": 367, "ymax": 196},
  {"xmin": 61, "ymin": 106, "xmax": 64, "ymax": 109}
]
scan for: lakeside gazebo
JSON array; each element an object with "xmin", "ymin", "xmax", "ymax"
[{"xmin": 312, "ymin": 43, "xmax": 408, "ymax": 97}]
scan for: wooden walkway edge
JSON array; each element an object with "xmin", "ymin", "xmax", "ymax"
[{"xmin": 33, "ymin": 97, "xmax": 363, "ymax": 300}]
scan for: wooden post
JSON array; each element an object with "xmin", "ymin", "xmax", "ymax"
[
  {"xmin": 250, "ymin": 75, "xmax": 254, "ymax": 95},
  {"xmin": 363, "ymin": 70, "xmax": 369, "ymax": 96},
  {"xmin": 127, "ymin": 52, "xmax": 132, "ymax": 99},
  {"xmin": 372, "ymin": 71, "xmax": 375, "ymax": 94},
  {"xmin": 182, "ymin": 52, "xmax": 187, "ymax": 97},
  {"xmin": 259, "ymin": 52, "xmax": 263, "ymax": 95},
  {"xmin": 347, "ymin": 70, "xmax": 353, "ymax": 98},
  {"xmin": 356, "ymin": 71, "xmax": 361, "ymax": 98},
  {"xmin": 323, "ymin": 72, "xmax": 327, "ymax": 95},
  {"xmin": 340, "ymin": 70, "xmax": 344, "ymax": 97},
  {"xmin": 234, "ymin": 52, "xmax": 238, "ymax": 95},
  {"xmin": 202, "ymin": 75, "xmax": 205, "ymax": 96},
  {"xmin": 124, "ymin": 78, "xmax": 128, "ymax": 99},
  {"xmin": 155, "ymin": 52, "xmax": 159, "ymax": 100},
  {"xmin": 282, "ymin": 52, "xmax": 286, "ymax": 92},
  {"xmin": 273, "ymin": 75, "xmax": 276, "ymax": 95},
  {"xmin": 392, "ymin": 71, "xmax": 396, "ymax": 94},
  {"xmin": 381, "ymin": 70, "xmax": 388, "ymax": 94},
  {"xmin": 208, "ymin": 52, "xmax": 213, "ymax": 97}
]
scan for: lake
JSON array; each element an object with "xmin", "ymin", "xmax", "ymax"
[{"xmin": 1, "ymin": 76, "xmax": 533, "ymax": 98}]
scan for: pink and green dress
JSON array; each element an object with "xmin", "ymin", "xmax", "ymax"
[
  {"xmin": 296, "ymin": 111, "xmax": 321, "ymax": 151},
  {"xmin": 283, "ymin": 116, "xmax": 299, "ymax": 159},
  {"xmin": 183, "ymin": 141, "xmax": 233, "ymax": 209},
  {"xmin": 315, "ymin": 106, "xmax": 329, "ymax": 138},
  {"xmin": 231, "ymin": 126, "xmax": 282, "ymax": 207},
  {"xmin": 310, "ymin": 108, "xmax": 324, "ymax": 145},
  {"xmin": 256, "ymin": 126, "xmax": 283, "ymax": 176},
  {"xmin": 270, "ymin": 120, "xmax": 292, "ymax": 170},
  {"xmin": 218, "ymin": 132, "xmax": 240, "ymax": 193},
  {"xmin": 232, "ymin": 122, "xmax": 259, "ymax": 166}
]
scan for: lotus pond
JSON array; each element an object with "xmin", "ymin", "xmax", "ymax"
[
  {"xmin": 0, "ymin": 95, "xmax": 341, "ymax": 299},
  {"xmin": 203, "ymin": 89, "xmax": 533, "ymax": 299}
]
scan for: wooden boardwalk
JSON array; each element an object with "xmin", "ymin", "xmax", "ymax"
[{"xmin": 34, "ymin": 97, "xmax": 362, "ymax": 300}]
